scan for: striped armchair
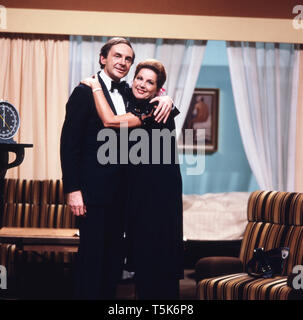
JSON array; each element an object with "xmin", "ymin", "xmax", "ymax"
[
  {"xmin": 196, "ymin": 190, "xmax": 303, "ymax": 300},
  {"xmin": 0, "ymin": 179, "xmax": 76, "ymax": 297},
  {"xmin": 2, "ymin": 179, "xmax": 75, "ymax": 228}
]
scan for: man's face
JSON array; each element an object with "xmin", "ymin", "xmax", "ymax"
[{"xmin": 100, "ymin": 43, "xmax": 134, "ymax": 82}]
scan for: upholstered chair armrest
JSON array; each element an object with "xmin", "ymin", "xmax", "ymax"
[{"xmin": 195, "ymin": 256, "xmax": 243, "ymax": 282}]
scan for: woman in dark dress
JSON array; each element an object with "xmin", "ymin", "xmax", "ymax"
[{"xmin": 81, "ymin": 59, "xmax": 183, "ymax": 299}]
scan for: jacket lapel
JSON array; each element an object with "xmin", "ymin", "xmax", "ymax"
[
  {"xmin": 97, "ymin": 72, "xmax": 117, "ymax": 115},
  {"xmin": 121, "ymin": 83, "xmax": 131, "ymax": 111}
]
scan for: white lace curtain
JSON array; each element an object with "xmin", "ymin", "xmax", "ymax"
[
  {"xmin": 227, "ymin": 41, "xmax": 300, "ymax": 191},
  {"xmin": 69, "ymin": 36, "xmax": 207, "ymax": 137}
]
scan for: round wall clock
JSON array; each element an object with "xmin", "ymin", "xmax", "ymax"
[{"xmin": 0, "ymin": 100, "xmax": 20, "ymax": 142}]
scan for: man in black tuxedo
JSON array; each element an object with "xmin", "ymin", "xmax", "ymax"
[{"xmin": 60, "ymin": 38, "xmax": 173, "ymax": 299}]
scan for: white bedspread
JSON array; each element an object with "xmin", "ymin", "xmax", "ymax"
[{"xmin": 183, "ymin": 192, "xmax": 251, "ymax": 241}]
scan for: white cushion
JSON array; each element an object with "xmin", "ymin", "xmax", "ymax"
[{"xmin": 183, "ymin": 192, "xmax": 250, "ymax": 241}]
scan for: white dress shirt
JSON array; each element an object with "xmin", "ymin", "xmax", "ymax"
[{"xmin": 99, "ymin": 70, "xmax": 127, "ymax": 115}]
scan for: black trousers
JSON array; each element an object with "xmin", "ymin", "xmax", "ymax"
[
  {"xmin": 75, "ymin": 204, "xmax": 125, "ymax": 300},
  {"xmin": 125, "ymin": 236, "xmax": 180, "ymax": 300}
]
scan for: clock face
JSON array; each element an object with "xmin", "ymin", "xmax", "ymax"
[{"xmin": 0, "ymin": 101, "xmax": 20, "ymax": 140}]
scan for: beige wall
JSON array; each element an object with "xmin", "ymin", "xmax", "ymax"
[
  {"xmin": 1, "ymin": 8, "xmax": 303, "ymax": 43},
  {"xmin": 1, "ymin": 0, "xmax": 298, "ymax": 18}
]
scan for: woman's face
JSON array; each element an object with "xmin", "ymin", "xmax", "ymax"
[{"xmin": 132, "ymin": 68, "xmax": 158, "ymax": 100}]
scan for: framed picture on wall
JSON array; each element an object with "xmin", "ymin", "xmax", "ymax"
[{"xmin": 179, "ymin": 88, "xmax": 219, "ymax": 153}]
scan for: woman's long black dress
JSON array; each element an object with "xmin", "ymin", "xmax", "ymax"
[{"xmin": 125, "ymin": 95, "xmax": 184, "ymax": 299}]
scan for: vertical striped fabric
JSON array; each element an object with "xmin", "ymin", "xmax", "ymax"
[
  {"xmin": 2, "ymin": 179, "xmax": 75, "ymax": 228},
  {"xmin": 0, "ymin": 179, "xmax": 77, "ymax": 288},
  {"xmin": 197, "ymin": 190, "xmax": 303, "ymax": 300}
]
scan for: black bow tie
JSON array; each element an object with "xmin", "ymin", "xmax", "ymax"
[{"xmin": 110, "ymin": 81, "xmax": 126, "ymax": 94}]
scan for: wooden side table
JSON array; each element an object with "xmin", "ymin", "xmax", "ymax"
[
  {"xmin": 0, "ymin": 227, "xmax": 80, "ymax": 299},
  {"xmin": 0, "ymin": 227, "xmax": 79, "ymax": 253}
]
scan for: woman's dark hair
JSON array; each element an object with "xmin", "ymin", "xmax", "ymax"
[
  {"xmin": 99, "ymin": 37, "xmax": 135, "ymax": 69},
  {"xmin": 134, "ymin": 59, "xmax": 167, "ymax": 90}
]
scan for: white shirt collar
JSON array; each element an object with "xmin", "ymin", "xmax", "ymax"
[
  {"xmin": 100, "ymin": 70, "xmax": 126, "ymax": 91},
  {"xmin": 99, "ymin": 70, "xmax": 113, "ymax": 91},
  {"xmin": 98, "ymin": 70, "xmax": 127, "ymax": 115}
]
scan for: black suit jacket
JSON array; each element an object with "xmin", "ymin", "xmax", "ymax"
[{"xmin": 60, "ymin": 76, "xmax": 128, "ymax": 205}]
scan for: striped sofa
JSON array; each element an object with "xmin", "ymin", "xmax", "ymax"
[
  {"xmin": 0, "ymin": 179, "xmax": 76, "ymax": 297},
  {"xmin": 2, "ymin": 179, "xmax": 75, "ymax": 228},
  {"xmin": 196, "ymin": 190, "xmax": 303, "ymax": 300}
]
